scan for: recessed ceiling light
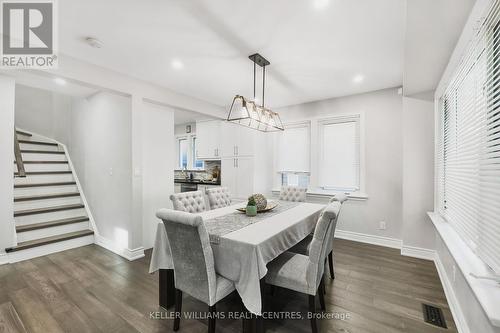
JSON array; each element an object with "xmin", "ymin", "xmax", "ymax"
[
  {"xmin": 171, "ymin": 59, "xmax": 184, "ymax": 70},
  {"xmin": 85, "ymin": 37, "xmax": 104, "ymax": 49},
  {"xmin": 353, "ymin": 74, "xmax": 364, "ymax": 83},
  {"xmin": 313, "ymin": 0, "xmax": 329, "ymax": 10},
  {"xmin": 54, "ymin": 78, "xmax": 67, "ymax": 86}
]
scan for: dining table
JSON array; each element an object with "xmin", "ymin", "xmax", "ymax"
[{"xmin": 149, "ymin": 199, "xmax": 325, "ymax": 331}]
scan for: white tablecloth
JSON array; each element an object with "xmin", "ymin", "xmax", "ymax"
[{"xmin": 149, "ymin": 201, "xmax": 324, "ymax": 314}]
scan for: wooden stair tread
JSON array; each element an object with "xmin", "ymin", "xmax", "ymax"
[
  {"xmin": 16, "ymin": 216, "xmax": 89, "ymax": 233},
  {"xmin": 14, "ymin": 204, "xmax": 85, "ymax": 217},
  {"xmin": 14, "ymin": 192, "xmax": 80, "ymax": 202},
  {"xmin": 18, "ymin": 139, "xmax": 58, "ymax": 146},
  {"xmin": 21, "ymin": 150, "xmax": 65, "ymax": 154},
  {"xmin": 15, "ymin": 161, "xmax": 68, "ymax": 164},
  {"xmin": 15, "ymin": 171, "xmax": 72, "ymax": 176},
  {"xmin": 15, "ymin": 181, "xmax": 77, "ymax": 188},
  {"xmin": 16, "ymin": 130, "xmax": 32, "ymax": 137},
  {"xmin": 5, "ymin": 230, "xmax": 94, "ymax": 252}
]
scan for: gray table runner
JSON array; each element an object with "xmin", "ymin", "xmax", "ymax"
[{"xmin": 205, "ymin": 200, "xmax": 301, "ymax": 244}]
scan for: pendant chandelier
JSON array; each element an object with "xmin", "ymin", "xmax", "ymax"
[{"xmin": 226, "ymin": 53, "xmax": 284, "ymax": 132}]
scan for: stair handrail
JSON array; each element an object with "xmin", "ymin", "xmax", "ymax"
[{"xmin": 14, "ymin": 130, "xmax": 26, "ymax": 177}]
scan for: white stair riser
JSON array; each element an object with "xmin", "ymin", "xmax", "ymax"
[
  {"xmin": 16, "ymin": 221, "xmax": 90, "ymax": 243},
  {"xmin": 21, "ymin": 153, "xmax": 67, "ymax": 161},
  {"xmin": 15, "ymin": 208, "xmax": 87, "ymax": 226},
  {"xmin": 14, "ymin": 185, "xmax": 79, "ymax": 196},
  {"xmin": 16, "ymin": 163, "xmax": 71, "ymax": 172},
  {"xmin": 16, "ymin": 133, "xmax": 33, "ymax": 139},
  {"xmin": 14, "ymin": 196, "xmax": 82, "ymax": 211},
  {"xmin": 19, "ymin": 143, "xmax": 61, "ymax": 152},
  {"xmin": 7, "ymin": 235, "xmax": 94, "ymax": 263},
  {"xmin": 14, "ymin": 174, "xmax": 74, "ymax": 184}
]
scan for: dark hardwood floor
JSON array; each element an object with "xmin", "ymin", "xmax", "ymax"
[{"xmin": 0, "ymin": 239, "xmax": 456, "ymax": 333}]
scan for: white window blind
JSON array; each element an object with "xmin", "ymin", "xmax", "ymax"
[
  {"xmin": 438, "ymin": 0, "xmax": 500, "ymax": 273},
  {"xmin": 318, "ymin": 116, "xmax": 360, "ymax": 191},
  {"xmin": 275, "ymin": 122, "xmax": 310, "ymax": 173}
]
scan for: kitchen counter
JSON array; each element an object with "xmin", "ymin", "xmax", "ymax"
[{"xmin": 174, "ymin": 179, "xmax": 221, "ymax": 186}]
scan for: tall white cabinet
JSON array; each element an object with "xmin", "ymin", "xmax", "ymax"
[
  {"xmin": 196, "ymin": 120, "xmax": 221, "ymax": 159},
  {"xmin": 220, "ymin": 122, "xmax": 254, "ymax": 157},
  {"xmin": 196, "ymin": 120, "xmax": 272, "ymax": 200},
  {"xmin": 221, "ymin": 156, "xmax": 254, "ymax": 200}
]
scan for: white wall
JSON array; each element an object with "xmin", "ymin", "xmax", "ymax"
[
  {"xmin": 402, "ymin": 97, "xmax": 435, "ymax": 251},
  {"xmin": 141, "ymin": 102, "xmax": 175, "ymax": 249},
  {"xmin": 175, "ymin": 122, "xmax": 196, "ymax": 136},
  {"xmin": 0, "ymin": 76, "xmax": 16, "ymax": 258},
  {"xmin": 276, "ymin": 88, "xmax": 403, "ymax": 241},
  {"xmin": 15, "ymin": 85, "xmax": 72, "ymax": 145},
  {"xmin": 69, "ymin": 92, "xmax": 134, "ymax": 251}
]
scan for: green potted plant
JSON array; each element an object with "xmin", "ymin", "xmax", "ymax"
[{"xmin": 246, "ymin": 196, "xmax": 258, "ymax": 216}]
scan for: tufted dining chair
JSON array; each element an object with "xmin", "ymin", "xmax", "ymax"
[
  {"xmin": 206, "ymin": 187, "xmax": 232, "ymax": 209},
  {"xmin": 288, "ymin": 194, "xmax": 347, "ymax": 280},
  {"xmin": 279, "ymin": 186, "xmax": 307, "ymax": 202},
  {"xmin": 156, "ymin": 209, "xmax": 235, "ymax": 333},
  {"xmin": 170, "ymin": 191, "xmax": 207, "ymax": 213},
  {"xmin": 265, "ymin": 202, "xmax": 341, "ymax": 333}
]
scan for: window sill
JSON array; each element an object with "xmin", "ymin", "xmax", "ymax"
[
  {"xmin": 428, "ymin": 212, "xmax": 500, "ymax": 328},
  {"xmin": 271, "ymin": 188, "xmax": 368, "ymax": 201}
]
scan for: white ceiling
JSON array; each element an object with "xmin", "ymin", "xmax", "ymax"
[
  {"xmin": 10, "ymin": 71, "xmax": 99, "ymax": 98},
  {"xmin": 59, "ymin": 0, "xmax": 405, "ymax": 108}
]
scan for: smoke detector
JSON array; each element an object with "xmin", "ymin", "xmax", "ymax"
[{"xmin": 85, "ymin": 37, "xmax": 103, "ymax": 49}]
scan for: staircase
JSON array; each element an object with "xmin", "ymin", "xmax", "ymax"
[{"xmin": 6, "ymin": 129, "xmax": 94, "ymax": 262}]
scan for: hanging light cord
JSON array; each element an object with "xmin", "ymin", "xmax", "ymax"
[
  {"xmin": 253, "ymin": 61, "xmax": 256, "ymax": 101},
  {"xmin": 262, "ymin": 65, "xmax": 266, "ymax": 107}
]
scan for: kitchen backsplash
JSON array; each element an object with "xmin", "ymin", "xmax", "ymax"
[{"xmin": 174, "ymin": 160, "xmax": 221, "ymax": 181}]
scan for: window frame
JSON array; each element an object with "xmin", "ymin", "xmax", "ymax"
[
  {"xmin": 317, "ymin": 114, "xmax": 363, "ymax": 194},
  {"xmin": 272, "ymin": 114, "xmax": 366, "ymax": 198},
  {"xmin": 177, "ymin": 136, "xmax": 188, "ymax": 169},
  {"xmin": 175, "ymin": 134, "xmax": 205, "ymax": 170},
  {"xmin": 192, "ymin": 136, "xmax": 205, "ymax": 170}
]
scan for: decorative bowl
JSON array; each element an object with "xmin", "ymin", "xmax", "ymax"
[{"xmin": 237, "ymin": 201, "xmax": 278, "ymax": 213}]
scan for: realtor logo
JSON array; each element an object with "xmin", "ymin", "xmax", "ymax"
[{"xmin": 1, "ymin": 0, "xmax": 58, "ymax": 68}]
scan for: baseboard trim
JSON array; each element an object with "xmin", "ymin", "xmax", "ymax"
[
  {"xmin": 434, "ymin": 253, "xmax": 471, "ymax": 333},
  {"xmin": 401, "ymin": 245, "xmax": 436, "ymax": 261},
  {"xmin": 94, "ymin": 234, "xmax": 145, "ymax": 261},
  {"xmin": 335, "ymin": 229, "xmax": 402, "ymax": 249},
  {"xmin": 0, "ymin": 252, "xmax": 8, "ymax": 265}
]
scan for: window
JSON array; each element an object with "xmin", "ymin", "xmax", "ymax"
[
  {"xmin": 178, "ymin": 138, "xmax": 188, "ymax": 169},
  {"xmin": 275, "ymin": 122, "xmax": 311, "ymax": 187},
  {"xmin": 281, "ymin": 173, "xmax": 310, "ymax": 187},
  {"xmin": 437, "ymin": 4, "xmax": 500, "ymax": 274},
  {"xmin": 318, "ymin": 116, "xmax": 360, "ymax": 192},
  {"xmin": 192, "ymin": 137, "xmax": 204, "ymax": 169}
]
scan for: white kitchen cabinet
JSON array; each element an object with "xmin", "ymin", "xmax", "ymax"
[
  {"xmin": 222, "ymin": 156, "xmax": 254, "ymax": 200},
  {"xmin": 221, "ymin": 158, "xmax": 237, "ymax": 196},
  {"xmin": 196, "ymin": 120, "xmax": 221, "ymax": 159},
  {"xmin": 220, "ymin": 122, "xmax": 254, "ymax": 157}
]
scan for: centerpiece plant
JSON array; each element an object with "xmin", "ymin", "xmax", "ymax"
[{"xmin": 246, "ymin": 196, "xmax": 258, "ymax": 216}]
